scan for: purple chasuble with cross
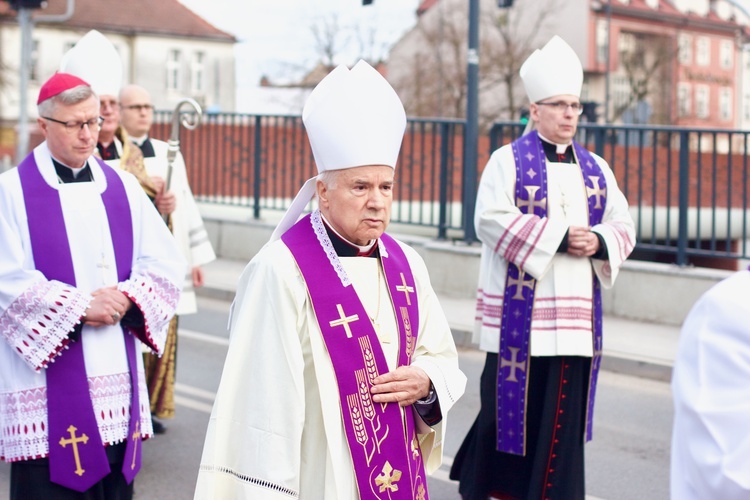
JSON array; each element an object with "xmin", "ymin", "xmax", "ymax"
[
  {"xmin": 496, "ymin": 130, "xmax": 606, "ymax": 456},
  {"xmin": 282, "ymin": 212, "xmax": 429, "ymax": 500},
  {"xmin": 18, "ymin": 154, "xmax": 142, "ymax": 491}
]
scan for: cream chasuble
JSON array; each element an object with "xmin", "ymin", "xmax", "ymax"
[
  {"xmin": 195, "ymin": 236, "xmax": 466, "ymax": 499},
  {"xmin": 474, "ymin": 142, "xmax": 635, "ymax": 355},
  {"xmin": 670, "ymin": 270, "xmax": 750, "ymax": 499}
]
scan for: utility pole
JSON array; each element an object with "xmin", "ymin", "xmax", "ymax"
[
  {"xmin": 15, "ymin": 5, "xmax": 33, "ymax": 164},
  {"xmin": 462, "ymin": 0, "xmax": 480, "ymax": 243},
  {"xmin": 605, "ymin": 0, "xmax": 611, "ymax": 123},
  {"xmin": 11, "ymin": 0, "xmax": 75, "ymax": 163}
]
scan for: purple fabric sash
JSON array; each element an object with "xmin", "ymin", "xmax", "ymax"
[
  {"xmin": 496, "ymin": 131, "xmax": 606, "ymax": 455},
  {"xmin": 18, "ymin": 153, "xmax": 139, "ymax": 491},
  {"xmin": 283, "ymin": 213, "xmax": 429, "ymax": 500}
]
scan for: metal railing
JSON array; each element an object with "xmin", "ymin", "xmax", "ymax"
[{"xmin": 151, "ymin": 110, "xmax": 750, "ymax": 268}]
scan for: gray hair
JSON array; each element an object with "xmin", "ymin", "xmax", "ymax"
[
  {"xmin": 37, "ymin": 85, "xmax": 97, "ymax": 117},
  {"xmin": 317, "ymin": 170, "xmax": 340, "ymax": 190}
]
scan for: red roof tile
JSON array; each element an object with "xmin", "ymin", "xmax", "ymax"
[{"xmin": 1, "ymin": 0, "xmax": 236, "ymax": 42}]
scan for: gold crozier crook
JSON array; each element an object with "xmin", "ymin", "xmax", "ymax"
[{"xmin": 163, "ymin": 98, "xmax": 202, "ymax": 223}]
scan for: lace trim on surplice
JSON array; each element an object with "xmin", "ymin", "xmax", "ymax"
[{"xmin": 0, "ymin": 280, "xmax": 89, "ymax": 371}]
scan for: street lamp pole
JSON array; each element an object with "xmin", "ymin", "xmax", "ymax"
[
  {"xmin": 605, "ymin": 0, "xmax": 611, "ymax": 123},
  {"xmin": 462, "ymin": 0, "xmax": 480, "ymax": 243}
]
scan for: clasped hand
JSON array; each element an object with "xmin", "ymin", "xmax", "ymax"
[
  {"xmin": 567, "ymin": 226, "xmax": 600, "ymax": 258},
  {"xmin": 84, "ymin": 286, "xmax": 133, "ymax": 327},
  {"xmin": 370, "ymin": 366, "xmax": 431, "ymax": 407}
]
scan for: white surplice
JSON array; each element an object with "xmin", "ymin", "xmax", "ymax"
[
  {"xmin": 195, "ymin": 234, "xmax": 466, "ymax": 499},
  {"xmin": 670, "ymin": 270, "xmax": 750, "ymax": 499},
  {"xmin": 473, "ymin": 141, "xmax": 636, "ymax": 355},
  {"xmin": 140, "ymin": 137, "xmax": 216, "ymax": 315},
  {"xmin": 0, "ymin": 142, "xmax": 185, "ymax": 462}
]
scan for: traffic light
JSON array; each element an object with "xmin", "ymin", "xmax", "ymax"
[
  {"xmin": 519, "ymin": 107, "xmax": 529, "ymax": 125},
  {"xmin": 498, "ymin": 0, "xmax": 514, "ymax": 7},
  {"xmin": 7, "ymin": 0, "xmax": 45, "ymax": 8}
]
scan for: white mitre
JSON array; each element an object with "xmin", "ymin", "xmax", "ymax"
[
  {"xmin": 520, "ymin": 35, "xmax": 582, "ymax": 102},
  {"xmin": 270, "ymin": 60, "xmax": 406, "ymax": 241},
  {"xmin": 60, "ymin": 30, "xmax": 122, "ymax": 97}
]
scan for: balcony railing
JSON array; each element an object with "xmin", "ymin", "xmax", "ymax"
[{"xmin": 152, "ymin": 111, "xmax": 750, "ymax": 269}]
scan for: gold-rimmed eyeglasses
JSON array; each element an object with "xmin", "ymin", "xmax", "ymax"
[
  {"xmin": 42, "ymin": 116, "xmax": 104, "ymax": 133},
  {"xmin": 122, "ymin": 104, "xmax": 154, "ymax": 112},
  {"xmin": 536, "ymin": 101, "xmax": 584, "ymax": 116}
]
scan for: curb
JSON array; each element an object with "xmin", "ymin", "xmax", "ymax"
[{"xmin": 196, "ymin": 286, "xmax": 672, "ymax": 383}]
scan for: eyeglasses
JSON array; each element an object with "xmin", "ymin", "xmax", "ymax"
[
  {"xmin": 122, "ymin": 104, "xmax": 154, "ymax": 112},
  {"xmin": 536, "ymin": 101, "xmax": 584, "ymax": 115},
  {"xmin": 42, "ymin": 116, "xmax": 104, "ymax": 133}
]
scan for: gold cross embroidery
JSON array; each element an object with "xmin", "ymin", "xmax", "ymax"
[
  {"xmin": 586, "ymin": 175, "xmax": 606, "ymax": 209},
  {"xmin": 131, "ymin": 421, "xmax": 141, "ymax": 470},
  {"xmin": 329, "ymin": 304, "xmax": 359, "ymax": 339},
  {"xmin": 507, "ymin": 271, "xmax": 535, "ymax": 301},
  {"xmin": 516, "ymin": 185, "xmax": 546, "ymax": 213},
  {"xmin": 500, "ymin": 346, "xmax": 527, "ymax": 383},
  {"xmin": 396, "ymin": 273, "xmax": 415, "ymax": 306},
  {"xmin": 59, "ymin": 425, "xmax": 89, "ymax": 477}
]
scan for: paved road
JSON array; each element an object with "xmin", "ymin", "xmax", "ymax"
[{"xmin": 0, "ymin": 296, "xmax": 673, "ymax": 499}]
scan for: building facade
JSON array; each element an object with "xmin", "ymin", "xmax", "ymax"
[
  {"xmin": 388, "ymin": 0, "xmax": 750, "ymax": 130},
  {"xmin": 0, "ymin": 0, "xmax": 236, "ymax": 161}
]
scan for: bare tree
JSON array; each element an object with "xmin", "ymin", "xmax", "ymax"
[
  {"xmin": 388, "ymin": 0, "xmax": 562, "ymax": 130},
  {"xmin": 310, "ymin": 14, "xmax": 347, "ymax": 68},
  {"xmin": 611, "ymin": 32, "xmax": 676, "ymax": 124}
]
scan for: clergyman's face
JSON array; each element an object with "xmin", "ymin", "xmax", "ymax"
[
  {"xmin": 530, "ymin": 94, "xmax": 580, "ymax": 144},
  {"xmin": 119, "ymin": 86, "xmax": 154, "ymax": 138},
  {"xmin": 99, "ymin": 94, "xmax": 120, "ymax": 138},
  {"xmin": 38, "ymin": 95, "xmax": 99, "ymax": 168},
  {"xmin": 317, "ymin": 165, "xmax": 394, "ymax": 246}
]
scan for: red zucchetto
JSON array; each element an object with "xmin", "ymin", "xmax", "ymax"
[{"xmin": 37, "ymin": 72, "xmax": 91, "ymax": 105}]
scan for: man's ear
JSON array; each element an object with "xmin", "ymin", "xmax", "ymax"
[
  {"xmin": 316, "ymin": 179, "xmax": 329, "ymax": 208},
  {"xmin": 38, "ymin": 117, "xmax": 48, "ymax": 138}
]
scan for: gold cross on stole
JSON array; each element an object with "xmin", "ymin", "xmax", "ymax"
[
  {"xmin": 59, "ymin": 425, "xmax": 89, "ymax": 477},
  {"xmin": 131, "ymin": 421, "xmax": 141, "ymax": 470},
  {"xmin": 329, "ymin": 304, "xmax": 359, "ymax": 339},
  {"xmin": 395, "ymin": 273, "xmax": 414, "ymax": 305}
]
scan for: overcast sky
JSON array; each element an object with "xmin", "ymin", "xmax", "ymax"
[{"xmin": 178, "ymin": 0, "xmax": 420, "ymax": 87}]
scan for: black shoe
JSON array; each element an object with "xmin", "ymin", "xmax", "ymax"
[{"xmin": 152, "ymin": 418, "xmax": 168, "ymax": 435}]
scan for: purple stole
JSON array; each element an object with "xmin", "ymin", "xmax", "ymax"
[
  {"xmin": 282, "ymin": 213, "xmax": 429, "ymax": 500},
  {"xmin": 496, "ymin": 130, "xmax": 606, "ymax": 455},
  {"xmin": 18, "ymin": 153, "xmax": 142, "ymax": 491}
]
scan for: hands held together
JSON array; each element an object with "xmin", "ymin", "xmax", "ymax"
[
  {"xmin": 567, "ymin": 226, "xmax": 600, "ymax": 258},
  {"xmin": 83, "ymin": 286, "xmax": 133, "ymax": 327}
]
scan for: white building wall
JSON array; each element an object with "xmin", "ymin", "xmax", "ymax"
[{"xmin": 0, "ymin": 25, "xmax": 235, "ymax": 124}]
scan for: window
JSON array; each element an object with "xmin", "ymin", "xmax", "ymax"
[
  {"xmin": 29, "ymin": 39, "xmax": 40, "ymax": 82},
  {"xmin": 166, "ymin": 49, "xmax": 182, "ymax": 91},
  {"xmin": 619, "ymin": 32, "xmax": 635, "ymax": 54},
  {"xmin": 678, "ymin": 34, "xmax": 692, "ymax": 65},
  {"xmin": 191, "ymin": 51, "xmax": 205, "ymax": 93},
  {"xmin": 596, "ymin": 19, "xmax": 608, "ymax": 64},
  {"xmin": 720, "ymin": 40, "xmax": 733, "ymax": 70},
  {"xmin": 719, "ymin": 87, "xmax": 732, "ymax": 121},
  {"xmin": 695, "ymin": 85, "xmax": 709, "ymax": 119},
  {"xmin": 696, "ymin": 37, "xmax": 710, "ymax": 66},
  {"xmin": 677, "ymin": 83, "xmax": 691, "ymax": 117}
]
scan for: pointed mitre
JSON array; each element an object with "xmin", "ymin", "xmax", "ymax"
[
  {"xmin": 60, "ymin": 30, "xmax": 122, "ymax": 97},
  {"xmin": 270, "ymin": 60, "xmax": 406, "ymax": 241},
  {"xmin": 520, "ymin": 35, "xmax": 583, "ymax": 102}
]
